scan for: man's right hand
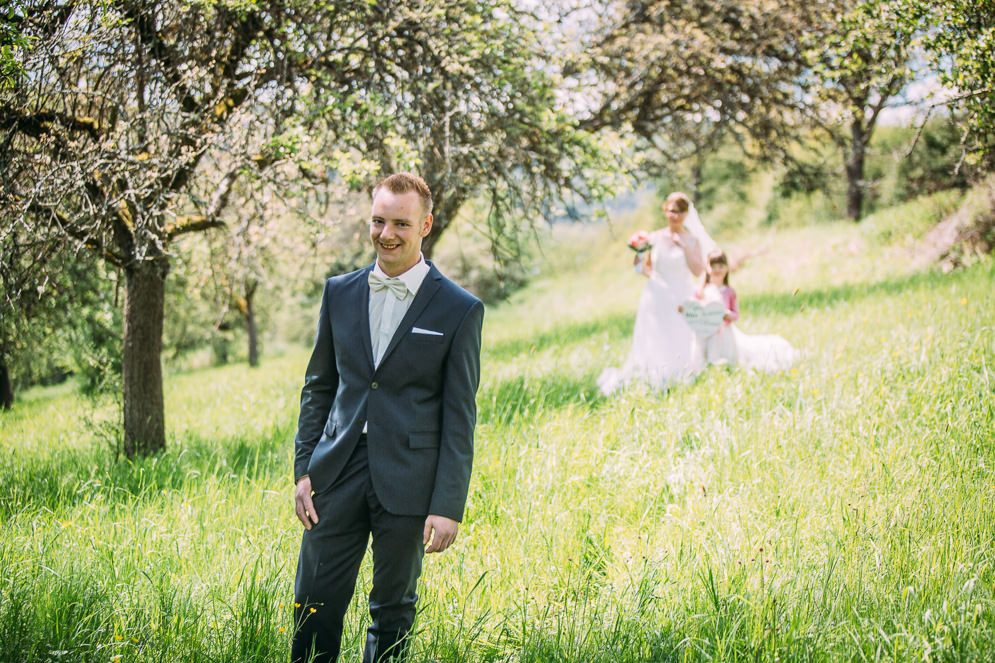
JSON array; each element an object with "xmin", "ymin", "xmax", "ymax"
[{"xmin": 294, "ymin": 476, "xmax": 319, "ymax": 530}]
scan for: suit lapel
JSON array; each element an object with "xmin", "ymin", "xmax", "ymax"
[
  {"xmin": 375, "ymin": 265, "xmax": 442, "ymax": 372},
  {"xmin": 358, "ymin": 266, "xmax": 375, "ymax": 371}
]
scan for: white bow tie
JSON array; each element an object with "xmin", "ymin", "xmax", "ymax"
[{"xmin": 368, "ymin": 271, "xmax": 409, "ymax": 299}]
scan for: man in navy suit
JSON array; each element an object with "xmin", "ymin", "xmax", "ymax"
[{"xmin": 291, "ymin": 172, "xmax": 484, "ymax": 663}]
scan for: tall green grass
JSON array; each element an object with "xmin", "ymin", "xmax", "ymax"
[{"xmin": 1, "ymin": 192, "xmax": 993, "ymax": 661}]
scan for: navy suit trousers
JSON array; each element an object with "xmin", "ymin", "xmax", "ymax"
[{"xmin": 293, "ymin": 437, "xmax": 425, "ymax": 663}]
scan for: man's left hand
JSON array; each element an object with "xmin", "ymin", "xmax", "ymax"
[{"xmin": 423, "ymin": 515, "xmax": 459, "ymax": 553}]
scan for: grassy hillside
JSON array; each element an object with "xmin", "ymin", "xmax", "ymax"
[{"xmin": 1, "ymin": 190, "xmax": 993, "ymax": 662}]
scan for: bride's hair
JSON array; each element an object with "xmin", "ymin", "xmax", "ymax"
[
  {"xmin": 704, "ymin": 249, "xmax": 730, "ymax": 286},
  {"xmin": 665, "ymin": 192, "xmax": 691, "ymax": 214}
]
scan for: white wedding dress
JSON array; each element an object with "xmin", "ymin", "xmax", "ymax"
[{"xmin": 598, "ymin": 231, "xmax": 705, "ymax": 394}]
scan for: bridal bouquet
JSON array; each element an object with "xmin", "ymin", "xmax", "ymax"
[{"xmin": 627, "ymin": 230, "xmax": 652, "ymax": 253}]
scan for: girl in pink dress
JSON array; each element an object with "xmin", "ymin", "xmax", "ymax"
[
  {"xmin": 696, "ymin": 249, "xmax": 799, "ymax": 371},
  {"xmin": 696, "ymin": 250, "xmax": 739, "ymax": 365}
]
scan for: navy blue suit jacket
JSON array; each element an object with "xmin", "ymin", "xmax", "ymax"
[{"xmin": 293, "ymin": 262, "xmax": 483, "ymax": 521}]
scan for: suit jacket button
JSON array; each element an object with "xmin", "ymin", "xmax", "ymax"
[{"xmin": 371, "ymin": 381, "xmax": 379, "ymax": 390}]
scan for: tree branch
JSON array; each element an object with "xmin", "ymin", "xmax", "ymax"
[
  {"xmin": 0, "ymin": 108, "xmax": 102, "ymax": 141},
  {"xmin": 23, "ymin": 199, "xmax": 126, "ymax": 265},
  {"xmin": 164, "ymin": 216, "xmax": 226, "ymax": 239}
]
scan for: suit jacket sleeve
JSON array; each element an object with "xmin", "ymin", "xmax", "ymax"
[
  {"xmin": 429, "ymin": 297, "xmax": 484, "ymax": 520},
  {"xmin": 294, "ymin": 279, "xmax": 339, "ymax": 481}
]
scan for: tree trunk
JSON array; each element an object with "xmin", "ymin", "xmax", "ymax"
[
  {"xmin": 245, "ymin": 282, "xmax": 259, "ymax": 368},
  {"xmin": 691, "ymin": 159, "xmax": 703, "ymax": 205},
  {"xmin": 422, "ymin": 220, "xmax": 440, "ymax": 258},
  {"xmin": 846, "ymin": 120, "xmax": 868, "ymax": 221},
  {"xmin": 422, "ymin": 200, "xmax": 454, "ymax": 260},
  {"xmin": 0, "ymin": 359, "xmax": 13, "ymax": 410},
  {"xmin": 122, "ymin": 257, "xmax": 168, "ymax": 457},
  {"xmin": 421, "ymin": 181, "xmax": 465, "ymax": 260}
]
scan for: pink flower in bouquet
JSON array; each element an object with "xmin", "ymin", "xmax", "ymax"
[{"xmin": 627, "ymin": 230, "xmax": 652, "ymax": 253}]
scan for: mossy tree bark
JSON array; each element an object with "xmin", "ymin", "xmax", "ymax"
[{"xmin": 121, "ymin": 257, "xmax": 169, "ymax": 456}]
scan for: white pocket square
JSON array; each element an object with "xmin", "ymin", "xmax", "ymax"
[{"xmin": 412, "ymin": 326, "xmax": 444, "ymax": 336}]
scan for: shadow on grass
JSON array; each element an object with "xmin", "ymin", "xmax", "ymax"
[
  {"xmin": 484, "ymin": 312, "xmax": 635, "ymax": 362},
  {"xmin": 746, "ymin": 264, "xmax": 984, "ymax": 316},
  {"xmin": 0, "ymin": 421, "xmax": 293, "ymax": 520},
  {"xmin": 476, "ymin": 372, "xmax": 606, "ymax": 426}
]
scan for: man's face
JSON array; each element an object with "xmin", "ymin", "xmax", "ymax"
[{"xmin": 370, "ymin": 189, "xmax": 433, "ymax": 276}]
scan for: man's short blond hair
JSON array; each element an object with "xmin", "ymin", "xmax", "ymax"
[{"xmin": 373, "ymin": 172, "xmax": 434, "ymax": 215}]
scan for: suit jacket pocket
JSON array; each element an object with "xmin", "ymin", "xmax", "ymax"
[
  {"xmin": 409, "ymin": 432, "xmax": 440, "ymax": 449},
  {"xmin": 409, "ymin": 332, "xmax": 445, "ymax": 344}
]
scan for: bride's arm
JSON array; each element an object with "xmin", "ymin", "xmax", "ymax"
[{"xmin": 681, "ymin": 234, "xmax": 705, "ymax": 277}]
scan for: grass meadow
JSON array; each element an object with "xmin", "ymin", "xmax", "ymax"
[{"xmin": 1, "ymin": 191, "xmax": 994, "ymax": 662}]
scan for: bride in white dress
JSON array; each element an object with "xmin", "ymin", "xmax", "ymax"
[{"xmin": 598, "ymin": 192, "xmax": 715, "ymax": 394}]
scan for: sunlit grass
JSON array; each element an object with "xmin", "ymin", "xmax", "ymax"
[{"xmin": 1, "ymin": 191, "xmax": 993, "ymax": 661}]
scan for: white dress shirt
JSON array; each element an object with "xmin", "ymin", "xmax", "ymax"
[{"xmin": 368, "ymin": 257, "xmax": 430, "ymax": 368}]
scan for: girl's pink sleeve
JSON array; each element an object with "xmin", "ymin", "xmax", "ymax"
[{"xmin": 725, "ymin": 288, "xmax": 740, "ymax": 322}]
